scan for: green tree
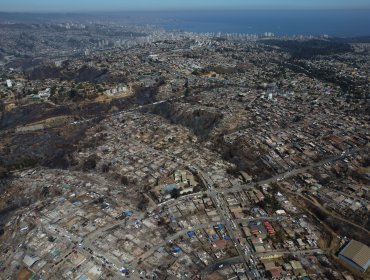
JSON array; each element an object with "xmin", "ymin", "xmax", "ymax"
[{"xmin": 170, "ymin": 188, "xmax": 181, "ymax": 199}]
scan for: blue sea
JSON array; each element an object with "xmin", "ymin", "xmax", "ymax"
[
  {"xmin": 128, "ymin": 10, "xmax": 370, "ymax": 37},
  {"xmin": 3, "ymin": 10, "xmax": 368, "ymax": 37}
]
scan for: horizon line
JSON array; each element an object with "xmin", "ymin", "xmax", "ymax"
[{"xmin": 1, "ymin": 7, "xmax": 370, "ymax": 13}]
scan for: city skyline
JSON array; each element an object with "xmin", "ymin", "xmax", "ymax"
[{"xmin": 1, "ymin": 0, "xmax": 370, "ymax": 12}]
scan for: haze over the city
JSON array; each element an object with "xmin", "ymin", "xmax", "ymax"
[{"xmin": 1, "ymin": 0, "xmax": 370, "ymax": 11}]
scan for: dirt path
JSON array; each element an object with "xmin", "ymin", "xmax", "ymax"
[
  {"xmin": 295, "ymin": 191, "xmax": 370, "ymax": 236},
  {"xmin": 286, "ymin": 190, "xmax": 369, "ymax": 279}
]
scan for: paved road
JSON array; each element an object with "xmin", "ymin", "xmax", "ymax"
[
  {"xmin": 235, "ymin": 215, "xmax": 288, "ymax": 224},
  {"xmin": 199, "ymin": 256, "xmax": 244, "ymax": 276},
  {"xmin": 1, "ymin": 95, "xmax": 185, "ymax": 137},
  {"xmin": 291, "ymin": 191, "xmax": 370, "ymax": 235},
  {"xmin": 255, "ymin": 248, "xmax": 324, "ymax": 258},
  {"xmin": 157, "ymin": 192, "xmax": 204, "ymax": 208},
  {"xmin": 41, "ymin": 222, "xmax": 124, "ymax": 279},
  {"xmin": 212, "ymin": 146, "xmax": 366, "ymax": 196},
  {"xmin": 158, "ymin": 146, "xmax": 366, "ymax": 209},
  {"xmin": 132, "ymin": 222, "xmax": 221, "ymax": 265},
  {"xmin": 190, "ymin": 157, "xmax": 362, "ymax": 279},
  {"xmin": 43, "ymin": 213, "xmax": 143, "ymax": 279},
  {"xmin": 83, "ymin": 212, "xmax": 148, "ymax": 279},
  {"xmin": 70, "ymin": 96, "xmax": 183, "ymax": 127},
  {"xmin": 35, "ymin": 142, "xmax": 366, "ymax": 280},
  {"xmin": 196, "ymin": 168, "xmax": 262, "ymax": 280}
]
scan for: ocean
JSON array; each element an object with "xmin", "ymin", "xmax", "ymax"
[
  {"xmin": 1, "ymin": 10, "xmax": 369, "ymax": 37},
  {"xmin": 136, "ymin": 10, "xmax": 370, "ymax": 37}
]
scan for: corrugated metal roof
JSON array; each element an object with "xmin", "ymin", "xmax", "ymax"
[
  {"xmin": 23, "ymin": 255, "xmax": 40, "ymax": 267},
  {"xmin": 340, "ymin": 240, "xmax": 370, "ymax": 269}
]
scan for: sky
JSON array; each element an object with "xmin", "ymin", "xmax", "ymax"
[{"xmin": 1, "ymin": 0, "xmax": 370, "ymax": 12}]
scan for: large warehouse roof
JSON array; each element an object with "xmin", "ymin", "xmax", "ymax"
[{"xmin": 339, "ymin": 240, "xmax": 370, "ymax": 272}]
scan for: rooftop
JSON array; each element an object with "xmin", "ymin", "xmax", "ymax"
[{"xmin": 339, "ymin": 240, "xmax": 370, "ymax": 272}]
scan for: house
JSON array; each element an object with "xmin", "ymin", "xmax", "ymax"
[
  {"xmin": 290, "ymin": 260, "xmax": 306, "ymax": 276},
  {"xmin": 6, "ymin": 79, "xmax": 12, "ymax": 88},
  {"xmin": 38, "ymin": 88, "xmax": 51, "ymax": 99},
  {"xmin": 23, "ymin": 255, "xmax": 40, "ymax": 268},
  {"xmin": 269, "ymin": 269, "xmax": 281, "ymax": 279},
  {"xmin": 174, "ymin": 170, "xmax": 198, "ymax": 187},
  {"xmin": 240, "ymin": 171, "xmax": 253, "ymax": 183}
]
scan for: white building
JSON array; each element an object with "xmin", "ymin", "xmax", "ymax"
[
  {"xmin": 38, "ymin": 88, "xmax": 51, "ymax": 99},
  {"xmin": 6, "ymin": 79, "xmax": 12, "ymax": 88}
]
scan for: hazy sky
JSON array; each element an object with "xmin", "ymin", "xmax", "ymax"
[{"xmin": 1, "ymin": 0, "xmax": 370, "ymax": 12}]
